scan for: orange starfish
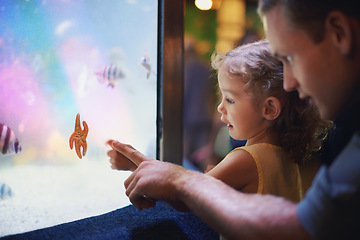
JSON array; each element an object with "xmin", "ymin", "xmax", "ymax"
[{"xmin": 69, "ymin": 113, "xmax": 89, "ymax": 159}]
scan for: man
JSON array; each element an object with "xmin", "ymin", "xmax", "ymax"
[{"xmin": 109, "ymin": 0, "xmax": 360, "ymax": 238}]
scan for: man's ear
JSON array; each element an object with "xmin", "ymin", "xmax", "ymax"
[
  {"xmin": 262, "ymin": 97, "xmax": 281, "ymax": 121},
  {"xmin": 325, "ymin": 10, "xmax": 353, "ymax": 56}
]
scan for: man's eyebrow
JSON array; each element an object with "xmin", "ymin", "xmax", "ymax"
[
  {"xmin": 271, "ymin": 52, "xmax": 285, "ymax": 61},
  {"xmin": 271, "ymin": 52, "xmax": 280, "ymax": 58}
]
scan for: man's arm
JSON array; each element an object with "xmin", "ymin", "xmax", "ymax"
[
  {"xmin": 174, "ymin": 168, "xmax": 310, "ymax": 240},
  {"xmin": 117, "ymin": 141, "xmax": 311, "ymax": 239}
]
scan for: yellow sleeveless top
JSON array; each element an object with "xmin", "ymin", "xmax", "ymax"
[
  {"xmin": 228, "ymin": 143, "xmax": 303, "ymax": 202},
  {"xmin": 220, "ymin": 144, "xmax": 303, "ymax": 240}
]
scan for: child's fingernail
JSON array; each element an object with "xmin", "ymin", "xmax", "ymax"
[{"xmin": 112, "ymin": 140, "xmax": 119, "ymax": 146}]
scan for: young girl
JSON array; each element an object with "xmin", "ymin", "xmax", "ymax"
[
  {"xmin": 205, "ymin": 40, "xmax": 330, "ymax": 202},
  {"xmin": 107, "ymin": 40, "xmax": 330, "ymax": 204}
]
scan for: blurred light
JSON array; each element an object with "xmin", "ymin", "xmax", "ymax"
[
  {"xmin": 211, "ymin": 0, "xmax": 222, "ymax": 10},
  {"xmin": 195, "ymin": 0, "xmax": 212, "ymax": 10}
]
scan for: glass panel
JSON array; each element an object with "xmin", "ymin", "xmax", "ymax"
[{"xmin": 0, "ymin": 0, "xmax": 158, "ymax": 236}]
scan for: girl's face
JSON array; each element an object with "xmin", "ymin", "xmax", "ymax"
[{"xmin": 217, "ymin": 65, "xmax": 268, "ymax": 142}]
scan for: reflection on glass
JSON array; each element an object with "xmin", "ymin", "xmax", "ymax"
[{"xmin": 0, "ymin": 0, "xmax": 158, "ymax": 236}]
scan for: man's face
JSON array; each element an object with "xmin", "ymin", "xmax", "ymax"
[{"xmin": 262, "ymin": 4, "xmax": 351, "ymax": 120}]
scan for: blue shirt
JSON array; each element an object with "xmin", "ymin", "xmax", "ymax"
[{"xmin": 297, "ymin": 132, "xmax": 360, "ymax": 239}]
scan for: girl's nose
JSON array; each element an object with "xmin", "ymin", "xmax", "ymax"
[{"xmin": 217, "ymin": 102, "xmax": 224, "ymax": 114}]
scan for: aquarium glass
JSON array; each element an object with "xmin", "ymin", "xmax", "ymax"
[{"xmin": 0, "ymin": 0, "xmax": 158, "ymax": 235}]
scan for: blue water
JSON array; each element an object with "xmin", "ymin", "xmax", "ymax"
[{"xmin": 0, "ymin": 0, "xmax": 158, "ymax": 164}]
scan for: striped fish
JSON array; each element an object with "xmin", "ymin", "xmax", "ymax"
[
  {"xmin": 0, "ymin": 123, "xmax": 22, "ymax": 156},
  {"xmin": 95, "ymin": 65, "xmax": 125, "ymax": 88}
]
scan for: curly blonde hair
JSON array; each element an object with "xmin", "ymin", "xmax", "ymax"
[{"xmin": 211, "ymin": 40, "xmax": 331, "ymax": 164}]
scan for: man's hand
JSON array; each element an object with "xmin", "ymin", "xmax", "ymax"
[
  {"xmin": 124, "ymin": 160, "xmax": 187, "ymax": 210},
  {"xmin": 107, "ymin": 140, "xmax": 146, "ymax": 171},
  {"xmin": 108, "ymin": 140, "xmax": 190, "ymax": 211}
]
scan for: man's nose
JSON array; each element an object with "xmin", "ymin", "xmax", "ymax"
[{"xmin": 283, "ymin": 67, "xmax": 299, "ymax": 92}]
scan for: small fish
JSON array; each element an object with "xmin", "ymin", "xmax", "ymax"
[
  {"xmin": 140, "ymin": 54, "xmax": 156, "ymax": 79},
  {"xmin": 94, "ymin": 65, "xmax": 125, "ymax": 88},
  {"xmin": 0, "ymin": 123, "xmax": 22, "ymax": 156},
  {"xmin": 0, "ymin": 183, "xmax": 12, "ymax": 200}
]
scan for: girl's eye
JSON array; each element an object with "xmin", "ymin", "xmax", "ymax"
[{"xmin": 226, "ymin": 98, "xmax": 234, "ymax": 104}]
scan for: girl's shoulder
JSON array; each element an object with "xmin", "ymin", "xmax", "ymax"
[{"xmin": 206, "ymin": 147, "xmax": 258, "ymax": 190}]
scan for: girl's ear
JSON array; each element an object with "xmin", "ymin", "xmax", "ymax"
[{"xmin": 262, "ymin": 97, "xmax": 281, "ymax": 120}]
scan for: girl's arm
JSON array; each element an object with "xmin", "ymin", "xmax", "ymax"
[{"xmin": 206, "ymin": 149, "xmax": 258, "ymax": 193}]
